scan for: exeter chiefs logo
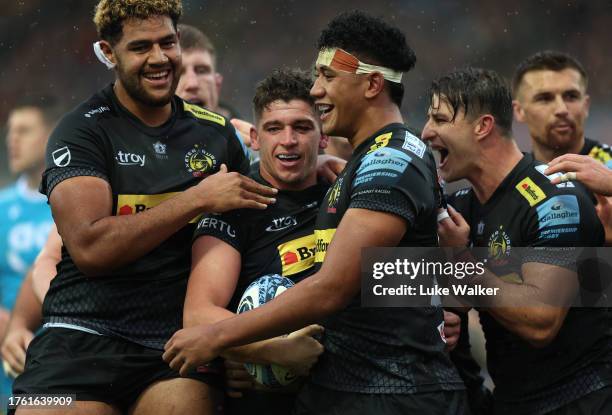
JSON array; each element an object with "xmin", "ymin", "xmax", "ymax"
[
  {"xmin": 327, "ymin": 177, "xmax": 344, "ymax": 213},
  {"xmin": 184, "ymin": 145, "xmax": 216, "ymax": 177},
  {"xmin": 488, "ymin": 225, "xmax": 511, "ymax": 265}
]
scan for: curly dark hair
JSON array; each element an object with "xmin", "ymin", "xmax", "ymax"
[
  {"xmin": 253, "ymin": 68, "xmax": 315, "ymax": 122},
  {"xmin": 429, "ymin": 67, "xmax": 513, "ymax": 137},
  {"xmin": 317, "ymin": 10, "xmax": 416, "ymax": 107},
  {"xmin": 93, "ymin": 0, "xmax": 182, "ymax": 45},
  {"xmin": 512, "ymin": 50, "xmax": 588, "ymax": 95}
]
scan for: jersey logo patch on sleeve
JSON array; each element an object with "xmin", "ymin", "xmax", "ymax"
[
  {"xmin": 183, "ymin": 102, "xmax": 226, "ymax": 126},
  {"xmin": 515, "ymin": 177, "xmax": 546, "ymax": 207},
  {"xmin": 401, "ymin": 131, "xmax": 426, "ymax": 158},
  {"xmin": 354, "ymin": 148, "xmax": 412, "ymax": 187},
  {"xmin": 314, "ymin": 228, "xmax": 336, "ymax": 263},
  {"xmin": 536, "ymin": 195, "xmax": 580, "ymax": 239},
  {"xmin": 366, "ymin": 132, "xmax": 392, "ymax": 154}
]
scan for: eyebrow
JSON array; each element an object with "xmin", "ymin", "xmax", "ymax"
[{"xmin": 126, "ymin": 34, "xmax": 177, "ymax": 48}]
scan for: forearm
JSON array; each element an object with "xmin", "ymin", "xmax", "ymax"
[
  {"xmin": 214, "ymin": 272, "xmax": 351, "ymax": 352},
  {"xmin": 6, "ymin": 271, "xmax": 42, "ymax": 333},
  {"xmin": 63, "ymin": 188, "xmax": 204, "ymax": 275}
]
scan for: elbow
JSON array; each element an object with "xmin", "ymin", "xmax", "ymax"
[
  {"xmin": 523, "ymin": 321, "xmax": 562, "ymax": 348},
  {"xmin": 70, "ymin": 248, "xmax": 108, "ymax": 277}
]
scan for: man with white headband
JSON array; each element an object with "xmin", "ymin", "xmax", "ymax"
[{"xmin": 164, "ymin": 10, "xmax": 467, "ymax": 415}]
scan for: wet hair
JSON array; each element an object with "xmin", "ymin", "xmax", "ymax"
[
  {"xmin": 512, "ymin": 50, "xmax": 588, "ymax": 94},
  {"xmin": 93, "ymin": 0, "xmax": 182, "ymax": 45},
  {"xmin": 178, "ymin": 24, "xmax": 216, "ymax": 60},
  {"xmin": 429, "ymin": 67, "xmax": 513, "ymax": 137},
  {"xmin": 253, "ymin": 68, "xmax": 316, "ymax": 122},
  {"xmin": 317, "ymin": 10, "xmax": 416, "ymax": 107},
  {"xmin": 11, "ymin": 95, "xmax": 62, "ymax": 128}
]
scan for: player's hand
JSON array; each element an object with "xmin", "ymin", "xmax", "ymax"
[
  {"xmin": 437, "ymin": 205, "xmax": 470, "ymax": 247},
  {"xmin": 230, "ymin": 118, "xmax": 254, "ymax": 148},
  {"xmin": 594, "ymin": 194, "xmax": 612, "ymax": 246},
  {"xmin": 194, "ymin": 164, "xmax": 277, "ymax": 212},
  {"xmin": 545, "ymin": 154, "xmax": 612, "ymax": 196},
  {"xmin": 1, "ymin": 327, "xmax": 34, "ymax": 376},
  {"xmin": 224, "ymin": 359, "xmax": 254, "ymax": 398},
  {"xmin": 443, "ymin": 310, "xmax": 461, "ymax": 352},
  {"xmin": 316, "ymin": 154, "xmax": 347, "ymax": 184},
  {"xmin": 274, "ymin": 324, "xmax": 324, "ymax": 377},
  {"xmin": 163, "ymin": 325, "xmax": 221, "ymax": 376}
]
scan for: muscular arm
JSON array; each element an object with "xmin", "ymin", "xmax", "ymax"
[
  {"xmin": 185, "ymin": 236, "xmax": 322, "ymax": 367},
  {"xmin": 51, "ymin": 167, "xmax": 276, "ymax": 276},
  {"xmin": 164, "ymin": 208, "xmax": 407, "ymax": 374}
]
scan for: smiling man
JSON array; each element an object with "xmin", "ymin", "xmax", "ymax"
[
  {"xmin": 10, "ymin": 1, "xmax": 277, "ymax": 414},
  {"xmin": 164, "ymin": 11, "xmax": 466, "ymax": 415}
]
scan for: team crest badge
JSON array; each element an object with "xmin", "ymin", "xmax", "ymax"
[
  {"xmin": 52, "ymin": 146, "xmax": 71, "ymax": 167},
  {"xmin": 185, "ymin": 145, "xmax": 216, "ymax": 177},
  {"xmin": 488, "ymin": 225, "xmax": 511, "ymax": 265},
  {"xmin": 327, "ymin": 177, "xmax": 344, "ymax": 213}
]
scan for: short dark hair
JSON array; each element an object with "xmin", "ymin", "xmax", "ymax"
[
  {"xmin": 93, "ymin": 0, "xmax": 182, "ymax": 45},
  {"xmin": 253, "ymin": 68, "xmax": 316, "ymax": 122},
  {"xmin": 317, "ymin": 10, "xmax": 416, "ymax": 107},
  {"xmin": 178, "ymin": 24, "xmax": 216, "ymax": 59},
  {"xmin": 512, "ymin": 50, "xmax": 588, "ymax": 94},
  {"xmin": 11, "ymin": 95, "xmax": 62, "ymax": 128},
  {"xmin": 429, "ymin": 67, "xmax": 513, "ymax": 137}
]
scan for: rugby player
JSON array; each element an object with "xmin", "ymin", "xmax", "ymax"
[
  {"xmin": 424, "ymin": 67, "xmax": 612, "ymax": 414},
  {"xmin": 10, "ymin": 1, "xmax": 276, "ymax": 414},
  {"xmin": 165, "ymin": 11, "xmax": 466, "ymax": 415}
]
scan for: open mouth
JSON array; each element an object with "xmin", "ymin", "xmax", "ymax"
[
  {"xmin": 276, "ymin": 154, "xmax": 301, "ymax": 165},
  {"xmin": 142, "ymin": 69, "xmax": 171, "ymax": 85},
  {"xmin": 316, "ymin": 103, "xmax": 334, "ymax": 121},
  {"xmin": 435, "ymin": 147, "xmax": 449, "ymax": 167}
]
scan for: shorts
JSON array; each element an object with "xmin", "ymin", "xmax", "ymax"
[
  {"xmin": 11, "ymin": 328, "xmax": 222, "ymax": 412},
  {"xmin": 227, "ymin": 389, "xmax": 297, "ymax": 415},
  {"xmin": 293, "ymin": 382, "xmax": 470, "ymax": 415}
]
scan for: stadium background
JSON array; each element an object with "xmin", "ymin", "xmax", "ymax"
[{"xmin": 0, "ymin": 0, "xmax": 610, "ymax": 390}]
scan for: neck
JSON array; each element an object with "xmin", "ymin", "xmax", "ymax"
[
  {"xmin": 469, "ymin": 138, "xmax": 524, "ymax": 204},
  {"xmin": 531, "ymin": 135, "xmax": 585, "ymax": 163},
  {"xmin": 350, "ymin": 102, "xmax": 403, "ymax": 149},
  {"xmin": 258, "ymin": 168, "xmax": 316, "ymax": 191},
  {"xmin": 113, "ymin": 81, "xmax": 172, "ymax": 127}
]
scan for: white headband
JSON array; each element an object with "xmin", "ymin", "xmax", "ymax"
[
  {"xmin": 316, "ymin": 47, "xmax": 403, "ymax": 83},
  {"xmin": 93, "ymin": 41, "xmax": 115, "ymax": 70}
]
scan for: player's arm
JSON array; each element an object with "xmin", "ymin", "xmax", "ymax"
[
  {"xmin": 51, "ymin": 165, "xmax": 276, "ymax": 276},
  {"xmin": 31, "ymin": 223, "xmax": 62, "ymax": 303},
  {"xmin": 1, "ymin": 270, "xmax": 41, "ymax": 375},
  {"xmin": 164, "ymin": 207, "xmax": 407, "ymax": 375},
  {"xmin": 439, "ymin": 207, "xmax": 576, "ymax": 347},
  {"xmin": 185, "ymin": 236, "xmax": 323, "ymax": 371}
]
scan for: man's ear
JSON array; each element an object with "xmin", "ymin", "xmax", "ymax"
[
  {"xmin": 98, "ymin": 40, "xmax": 116, "ymax": 66},
  {"xmin": 474, "ymin": 114, "xmax": 495, "ymax": 141},
  {"xmin": 215, "ymin": 73, "xmax": 223, "ymax": 94},
  {"xmin": 249, "ymin": 126, "xmax": 260, "ymax": 151},
  {"xmin": 364, "ymin": 72, "xmax": 385, "ymax": 99},
  {"xmin": 512, "ymin": 100, "xmax": 525, "ymax": 123}
]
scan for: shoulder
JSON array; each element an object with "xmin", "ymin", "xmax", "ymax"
[
  {"xmin": 180, "ymin": 100, "xmax": 229, "ymax": 130},
  {"xmin": 583, "ymin": 138, "xmax": 612, "ymax": 167}
]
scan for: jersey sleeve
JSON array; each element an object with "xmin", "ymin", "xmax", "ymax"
[
  {"xmin": 192, "ymin": 210, "xmax": 248, "ymax": 254},
  {"xmin": 348, "ymin": 136, "xmax": 436, "ymax": 228},
  {"xmin": 41, "ymin": 113, "xmax": 109, "ymax": 197},
  {"xmin": 225, "ymin": 122, "xmax": 250, "ymax": 175}
]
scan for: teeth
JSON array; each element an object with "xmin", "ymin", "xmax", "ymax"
[
  {"xmin": 277, "ymin": 154, "xmax": 299, "ymax": 160},
  {"xmin": 317, "ymin": 104, "xmax": 332, "ymax": 114},
  {"xmin": 144, "ymin": 71, "xmax": 169, "ymax": 79}
]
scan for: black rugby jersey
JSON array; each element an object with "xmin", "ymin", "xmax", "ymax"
[
  {"xmin": 40, "ymin": 84, "xmax": 250, "ymax": 349},
  {"xmin": 309, "ymin": 123, "xmax": 464, "ymax": 394},
  {"xmin": 581, "ymin": 137, "xmax": 612, "ymax": 168},
  {"xmin": 193, "ymin": 171, "xmax": 328, "ymax": 311},
  {"xmin": 450, "ymin": 153, "xmax": 611, "ymax": 415}
]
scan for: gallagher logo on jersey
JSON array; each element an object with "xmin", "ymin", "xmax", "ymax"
[
  {"xmin": 488, "ymin": 225, "xmax": 511, "ymax": 265},
  {"xmin": 277, "ymin": 234, "xmax": 316, "ymax": 277},
  {"xmin": 185, "ymin": 144, "xmax": 217, "ymax": 177}
]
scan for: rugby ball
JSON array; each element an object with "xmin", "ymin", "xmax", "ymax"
[{"xmin": 237, "ymin": 274, "xmax": 298, "ymax": 387}]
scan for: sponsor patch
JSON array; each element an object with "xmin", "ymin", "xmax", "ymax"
[
  {"xmin": 401, "ymin": 131, "xmax": 426, "ymax": 158},
  {"xmin": 536, "ymin": 195, "xmax": 580, "ymax": 230},
  {"xmin": 277, "ymin": 234, "xmax": 316, "ymax": 276},
  {"xmin": 183, "ymin": 102, "xmax": 226, "ymax": 126},
  {"xmin": 356, "ymin": 147, "xmax": 411, "ymax": 180},
  {"xmin": 117, "ymin": 193, "xmax": 200, "ymax": 223},
  {"xmin": 266, "ymin": 216, "xmax": 298, "ymax": 232},
  {"xmin": 197, "ymin": 216, "xmax": 236, "ymax": 238},
  {"xmin": 515, "ymin": 177, "xmax": 546, "ymax": 206},
  {"xmin": 314, "ymin": 228, "xmax": 336, "ymax": 263},
  {"xmin": 116, "ymin": 151, "xmax": 146, "ymax": 167}
]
